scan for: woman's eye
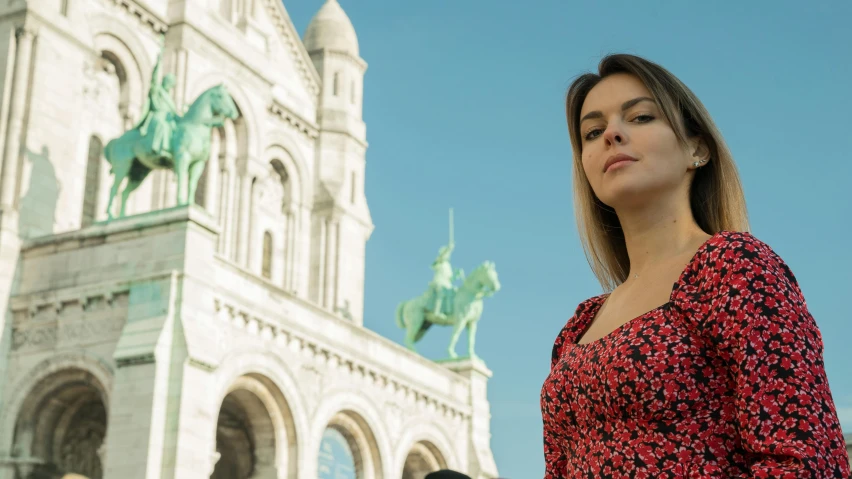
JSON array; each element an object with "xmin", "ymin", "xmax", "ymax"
[
  {"xmin": 633, "ymin": 114, "xmax": 654, "ymax": 123},
  {"xmin": 584, "ymin": 129, "xmax": 603, "ymax": 141}
]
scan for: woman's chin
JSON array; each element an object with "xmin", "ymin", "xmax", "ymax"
[{"xmin": 598, "ymin": 187, "xmax": 659, "ymax": 211}]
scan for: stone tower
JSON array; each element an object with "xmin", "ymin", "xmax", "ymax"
[{"xmin": 303, "ymin": 0, "xmax": 373, "ymax": 326}]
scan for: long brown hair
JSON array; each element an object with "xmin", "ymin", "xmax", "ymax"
[{"xmin": 565, "ymin": 54, "xmax": 749, "ymax": 291}]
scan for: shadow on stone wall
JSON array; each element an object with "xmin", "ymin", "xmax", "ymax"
[{"xmin": 18, "ymin": 145, "xmax": 59, "ymax": 239}]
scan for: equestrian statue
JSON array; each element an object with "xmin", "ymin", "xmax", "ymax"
[
  {"xmin": 103, "ymin": 37, "xmax": 240, "ymax": 219},
  {"xmin": 395, "ymin": 209, "xmax": 501, "ymax": 360}
]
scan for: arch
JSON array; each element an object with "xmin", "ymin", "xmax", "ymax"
[
  {"xmin": 89, "ymin": 22, "xmax": 149, "ymax": 119},
  {"xmin": 269, "ymin": 159, "xmax": 289, "ymax": 198},
  {"xmin": 262, "ymin": 132, "xmax": 313, "ymax": 207},
  {"xmin": 3, "ymin": 358, "xmax": 112, "ymax": 479},
  {"xmin": 264, "ymin": 147, "xmax": 299, "ymax": 207},
  {"xmin": 401, "ymin": 441, "xmax": 447, "ymax": 479},
  {"xmin": 310, "ymin": 389, "xmax": 392, "ymax": 479},
  {"xmin": 98, "ymin": 50, "xmax": 131, "ymax": 122},
  {"xmin": 255, "ymin": 160, "xmax": 290, "ymax": 214},
  {"xmin": 394, "ymin": 420, "xmax": 459, "ymax": 476},
  {"xmin": 211, "ymin": 351, "xmax": 309, "ymax": 477},
  {"xmin": 213, "ymin": 375, "xmax": 280, "ymax": 479},
  {"xmin": 0, "ymin": 352, "xmax": 113, "ymax": 454}
]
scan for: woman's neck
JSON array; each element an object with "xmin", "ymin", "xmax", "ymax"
[{"xmin": 616, "ymin": 194, "xmax": 709, "ymax": 278}]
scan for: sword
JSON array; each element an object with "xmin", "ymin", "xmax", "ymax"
[{"xmin": 449, "ymin": 207, "xmax": 454, "ymax": 246}]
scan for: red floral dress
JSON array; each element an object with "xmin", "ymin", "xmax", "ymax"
[{"xmin": 540, "ymin": 231, "xmax": 850, "ymax": 478}]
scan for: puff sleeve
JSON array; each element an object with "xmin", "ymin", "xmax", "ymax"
[{"xmin": 697, "ymin": 233, "xmax": 849, "ymax": 478}]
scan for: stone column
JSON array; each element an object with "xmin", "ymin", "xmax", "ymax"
[
  {"xmin": 441, "ymin": 358, "xmax": 499, "ymax": 479},
  {"xmin": 236, "ymin": 173, "xmax": 252, "ymax": 267},
  {"xmin": 101, "ymin": 274, "xmax": 183, "ymax": 479},
  {"xmin": 294, "ymin": 203, "xmax": 311, "ymax": 298},
  {"xmin": 0, "ymin": 26, "xmax": 36, "ymax": 209},
  {"xmin": 0, "ymin": 36, "xmax": 27, "ymax": 460},
  {"xmin": 323, "ymin": 217, "xmax": 338, "ymax": 309},
  {"xmin": 315, "ymin": 215, "xmax": 327, "ymax": 303},
  {"xmin": 0, "ymin": 216, "xmax": 21, "ymax": 420},
  {"xmin": 216, "ymin": 167, "xmax": 231, "ymax": 257},
  {"xmin": 283, "ymin": 206, "xmax": 294, "ymax": 291}
]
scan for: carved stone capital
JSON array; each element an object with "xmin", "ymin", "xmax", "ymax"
[{"xmin": 14, "ymin": 25, "xmax": 37, "ymax": 41}]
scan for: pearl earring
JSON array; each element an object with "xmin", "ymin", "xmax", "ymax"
[{"xmin": 693, "ymin": 161, "xmax": 700, "ymax": 167}]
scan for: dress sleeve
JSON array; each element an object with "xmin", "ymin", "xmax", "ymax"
[
  {"xmin": 700, "ymin": 235, "xmax": 850, "ymax": 478},
  {"xmin": 542, "ymin": 322, "xmax": 570, "ymax": 478},
  {"xmin": 543, "ymin": 437, "xmax": 567, "ymax": 479}
]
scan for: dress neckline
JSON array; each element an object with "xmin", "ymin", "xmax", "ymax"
[{"xmin": 572, "ymin": 231, "xmax": 724, "ymax": 346}]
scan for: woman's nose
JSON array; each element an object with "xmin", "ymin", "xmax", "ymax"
[{"xmin": 603, "ymin": 122, "xmax": 626, "ymax": 146}]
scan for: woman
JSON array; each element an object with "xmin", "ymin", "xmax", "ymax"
[{"xmin": 540, "ymin": 53, "xmax": 850, "ymax": 478}]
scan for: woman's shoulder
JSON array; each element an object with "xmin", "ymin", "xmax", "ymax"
[
  {"xmin": 699, "ymin": 230, "xmax": 790, "ymax": 273},
  {"xmin": 684, "ymin": 229, "xmax": 802, "ymax": 300},
  {"xmin": 548, "ymin": 294, "xmax": 607, "ymax": 367}
]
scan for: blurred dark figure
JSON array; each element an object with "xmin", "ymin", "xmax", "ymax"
[{"xmin": 425, "ymin": 470, "xmax": 472, "ymax": 479}]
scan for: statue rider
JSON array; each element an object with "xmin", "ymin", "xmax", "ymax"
[
  {"xmin": 428, "ymin": 241, "xmax": 464, "ymax": 321},
  {"xmin": 135, "ymin": 39, "xmax": 179, "ymax": 163}
]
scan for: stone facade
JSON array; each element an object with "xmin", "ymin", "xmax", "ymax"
[{"xmin": 0, "ymin": 0, "xmax": 499, "ymax": 478}]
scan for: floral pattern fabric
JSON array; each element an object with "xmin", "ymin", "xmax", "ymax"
[{"xmin": 540, "ymin": 231, "xmax": 850, "ymax": 478}]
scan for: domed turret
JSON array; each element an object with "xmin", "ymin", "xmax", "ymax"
[
  {"xmin": 304, "ymin": 1, "xmax": 372, "ymax": 328},
  {"xmin": 303, "ymin": 0, "xmax": 359, "ymax": 56}
]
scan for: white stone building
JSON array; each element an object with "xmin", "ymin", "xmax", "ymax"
[{"xmin": 0, "ymin": 0, "xmax": 499, "ymax": 478}]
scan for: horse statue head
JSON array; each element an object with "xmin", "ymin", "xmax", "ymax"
[
  {"xmin": 464, "ymin": 260, "xmax": 501, "ymax": 298},
  {"xmin": 184, "ymin": 83, "xmax": 240, "ymax": 124}
]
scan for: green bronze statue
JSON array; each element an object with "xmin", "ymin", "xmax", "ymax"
[
  {"xmin": 395, "ymin": 209, "xmax": 501, "ymax": 360},
  {"xmin": 135, "ymin": 45, "xmax": 179, "ymax": 161},
  {"xmin": 103, "ymin": 37, "xmax": 240, "ymax": 220},
  {"xmin": 428, "ymin": 242, "xmax": 465, "ymax": 322}
]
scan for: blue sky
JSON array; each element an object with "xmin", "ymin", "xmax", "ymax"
[{"xmin": 286, "ymin": 1, "xmax": 852, "ymax": 477}]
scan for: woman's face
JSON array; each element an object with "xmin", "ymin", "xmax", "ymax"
[{"xmin": 578, "ymin": 73, "xmax": 703, "ymax": 210}]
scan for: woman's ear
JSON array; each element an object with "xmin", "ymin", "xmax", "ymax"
[{"xmin": 689, "ymin": 136, "xmax": 711, "ymax": 168}]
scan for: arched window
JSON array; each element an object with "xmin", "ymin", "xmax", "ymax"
[
  {"xmin": 318, "ymin": 428, "xmax": 356, "ymax": 479},
  {"xmin": 261, "ymin": 230, "xmax": 273, "ymax": 279},
  {"xmin": 318, "ymin": 411, "xmax": 383, "ymax": 478},
  {"xmin": 99, "ymin": 51, "xmax": 130, "ymax": 128},
  {"xmin": 82, "ymin": 135, "xmax": 103, "ymax": 227},
  {"xmin": 269, "ymin": 159, "xmax": 290, "ymax": 212}
]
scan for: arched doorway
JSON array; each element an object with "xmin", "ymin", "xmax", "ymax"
[
  {"xmin": 211, "ymin": 374, "xmax": 296, "ymax": 479},
  {"xmin": 11, "ymin": 369, "xmax": 108, "ymax": 479},
  {"xmin": 401, "ymin": 441, "xmax": 447, "ymax": 479}
]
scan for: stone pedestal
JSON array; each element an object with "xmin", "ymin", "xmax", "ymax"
[
  {"xmin": 5, "ymin": 205, "xmax": 222, "ymax": 479},
  {"xmin": 439, "ymin": 357, "xmax": 499, "ymax": 479}
]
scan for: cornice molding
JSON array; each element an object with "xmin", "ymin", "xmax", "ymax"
[
  {"xmin": 269, "ymin": 100, "xmax": 319, "ymax": 140},
  {"xmin": 101, "ymin": 0, "xmax": 168, "ymax": 34}
]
